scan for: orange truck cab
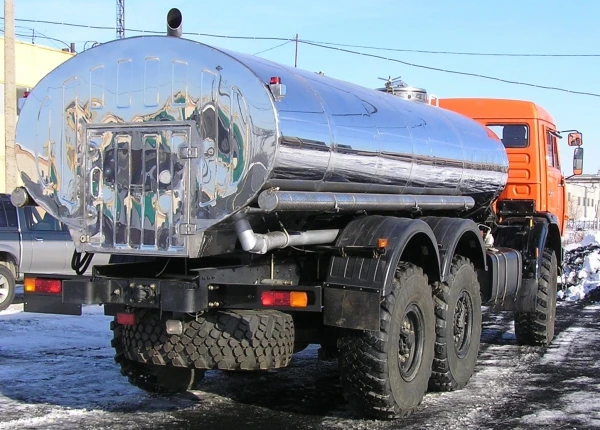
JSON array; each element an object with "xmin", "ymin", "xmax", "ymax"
[{"xmin": 438, "ymin": 98, "xmax": 584, "ymax": 236}]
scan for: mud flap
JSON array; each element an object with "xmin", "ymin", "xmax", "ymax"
[
  {"xmin": 323, "ymin": 284, "xmax": 381, "ymax": 331},
  {"xmin": 24, "ymin": 293, "xmax": 82, "ymax": 316}
]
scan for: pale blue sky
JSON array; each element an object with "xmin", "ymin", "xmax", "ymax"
[{"xmin": 9, "ymin": 0, "xmax": 600, "ymax": 174}]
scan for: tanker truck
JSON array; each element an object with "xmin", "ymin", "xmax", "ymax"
[{"xmin": 13, "ymin": 8, "xmax": 585, "ymax": 420}]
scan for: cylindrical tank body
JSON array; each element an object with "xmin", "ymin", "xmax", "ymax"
[{"xmin": 15, "ymin": 36, "xmax": 508, "ymax": 256}]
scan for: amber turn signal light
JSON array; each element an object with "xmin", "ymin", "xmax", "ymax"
[
  {"xmin": 261, "ymin": 291, "xmax": 308, "ymax": 308},
  {"xmin": 24, "ymin": 277, "xmax": 62, "ymax": 294}
]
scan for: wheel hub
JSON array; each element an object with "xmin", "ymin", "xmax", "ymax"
[
  {"xmin": 453, "ymin": 291, "xmax": 473, "ymax": 358},
  {"xmin": 0, "ymin": 274, "xmax": 10, "ymax": 305},
  {"xmin": 398, "ymin": 303, "xmax": 424, "ymax": 381}
]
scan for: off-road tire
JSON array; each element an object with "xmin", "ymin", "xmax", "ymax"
[
  {"xmin": 338, "ymin": 263, "xmax": 435, "ymax": 420},
  {"xmin": 429, "ymin": 256, "xmax": 482, "ymax": 392},
  {"xmin": 111, "ymin": 319, "xmax": 202, "ymax": 394},
  {"xmin": 120, "ymin": 309, "xmax": 294, "ymax": 371},
  {"xmin": 514, "ymin": 249, "xmax": 558, "ymax": 346},
  {"xmin": 0, "ymin": 264, "xmax": 16, "ymax": 312}
]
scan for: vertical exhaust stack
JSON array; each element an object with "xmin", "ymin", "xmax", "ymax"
[{"xmin": 167, "ymin": 8, "xmax": 182, "ymax": 37}]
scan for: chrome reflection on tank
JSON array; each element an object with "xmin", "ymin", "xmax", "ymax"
[{"xmin": 15, "ymin": 35, "xmax": 508, "ymax": 258}]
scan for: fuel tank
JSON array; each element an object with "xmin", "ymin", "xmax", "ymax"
[{"xmin": 15, "ymin": 35, "xmax": 508, "ymax": 257}]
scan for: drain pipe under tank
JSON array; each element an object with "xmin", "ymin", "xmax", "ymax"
[{"xmin": 233, "ymin": 214, "xmax": 339, "ymax": 254}]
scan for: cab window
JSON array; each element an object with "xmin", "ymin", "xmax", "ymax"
[
  {"xmin": 487, "ymin": 124, "xmax": 529, "ymax": 148},
  {"xmin": 546, "ymin": 130, "xmax": 560, "ymax": 169},
  {"xmin": 0, "ymin": 200, "xmax": 18, "ymax": 229},
  {"xmin": 24, "ymin": 207, "xmax": 66, "ymax": 232}
]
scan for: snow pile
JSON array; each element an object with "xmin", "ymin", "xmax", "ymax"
[
  {"xmin": 560, "ymin": 232, "xmax": 600, "ymax": 302},
  {"xmin": 563, "ymin": 230, "xmax": 600, "ymax": 250},
  {"xmin": 579, "ymin": 231, "xmax": 600, "ymax": 247}
]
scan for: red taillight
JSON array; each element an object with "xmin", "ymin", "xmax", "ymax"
[
  {"xmin": 24, "ymin": 277, "xmax": 62, "ymax": 294},
  {"xmin": 261, "ymin": 291, "xmax": 290, "ymax": 306},
  {"xmin": 23, "ymin": 90, "xmax": 30, "ymax": 98},
  {"xmin": 269, "ymin": 76, "xmax": 281, "ymax": 85},
  {"xmin": 261, "ymin": 291, "xmax": 308, "ymax": 308},
  {"xmin": 116, "ymin": 312, "xmax": 136, "ymax": 326}
]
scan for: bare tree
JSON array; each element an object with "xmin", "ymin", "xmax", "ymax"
[{"xmin": 567, "ymin": 196, "xmax": 582, "ymax": 221}]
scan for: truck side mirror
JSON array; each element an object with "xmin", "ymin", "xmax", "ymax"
[
  {"xmin": 568, "ymin": 132, "xmax": 583, "ymax": 147},
  {"xmin": 573, "ymin": 147, "xmax": 584, "ymax": 175}
]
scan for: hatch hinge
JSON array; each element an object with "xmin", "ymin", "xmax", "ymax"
[
  {"xmin": 179, "ymin": 145, "xmax": 199, "ymax": 159},
  {"xmin": 178, "ymin": 223, "xmax": 197, "ymax": 235}
]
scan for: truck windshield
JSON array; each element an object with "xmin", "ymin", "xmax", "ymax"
[{"xmin": 487, "ymin": 124, "xmax": 529, "ymax": 148}]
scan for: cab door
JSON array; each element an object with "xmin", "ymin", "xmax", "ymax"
[
  {"xmin": 19, "ymin": 206, "xmax": 70, "ymax": 275},
  {"xmin": 544, "ymin": 126, "xmax": 565, "ymax": 231}
]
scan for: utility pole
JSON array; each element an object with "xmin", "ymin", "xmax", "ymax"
[
  {"xmin": 116, "ymin": 0, "xmax": 125, "ymax": 39},
  {"xmin": 294, "ymin": 34, "xmax": 298, "ymax": 67},
  {"xmin": 4, "ymin": 0, "xmax": 17, "ymax": 194}
]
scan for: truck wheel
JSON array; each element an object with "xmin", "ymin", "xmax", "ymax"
[
  {"xmin": 0, "ymin": 265, "xmax": 16, "ymax": 312},
  {"xmin": 338, "ymin": 262, "xmax": 435, "ymax": 419},
  {"xmin": 118, "ymin": 308, "xmax": 294, "ymax": 372},
  {"xmin": 429, "ymin": 256, "xmax": 482, "ymax": 392},
  {"xmin": 514, "ymin": 249, "xmax": 557, "ymax": 346},
  {"xmin": 110, "ymin": 319, "xmax": 202, "ymax": 394}
]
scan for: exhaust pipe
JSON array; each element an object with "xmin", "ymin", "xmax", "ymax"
[{"xmin": 167, "ymin": 8, "xmax": 182, "ymax": 37}]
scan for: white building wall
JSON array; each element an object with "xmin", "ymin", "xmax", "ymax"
[{"xmin": 566, "ymin": 180, "xmax": 600, "ymax": 221}]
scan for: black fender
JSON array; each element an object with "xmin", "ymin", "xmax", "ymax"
[
  {"xmin": 422, "ymin": 217, "xmax": 487, "ymax": 282},
  {"xmin": 530, "ymin": 219, "xmax": 562, "ymax": 279},
  {"xmin": 491, "ymin": 214, "xmax": 562, "ymax": 312},
  {"xmin": 495, "ymin": 214, "xmax": 562, "ymax": 279},
  {"xmin": 323, "ymin": 215, "xmax": 439, "ymax": 331}
]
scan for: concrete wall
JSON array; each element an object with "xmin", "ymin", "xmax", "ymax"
[{"xmin": 0, "ymin": 38, "xmax": 74, "ymax": 193}]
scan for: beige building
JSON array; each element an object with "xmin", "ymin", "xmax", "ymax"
[
  {"xmin": 566, "ymin": 173, "xmax": 600, "ymax": 225},
  {"xmin": 0, "ymin": 38, "xmax": 74, "ymax": 193}
]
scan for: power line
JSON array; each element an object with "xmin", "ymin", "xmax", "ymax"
[
  {"xmin": 3, "ymin": 17, "xmax": 291, "ymax": 40},
  {"xmin": 1, "ymin": 28, "xmax": 71, "ymax": 49},
  {"xmin": 5, "ymin": 17, "xmax": 600, "ymax": 97},
  {"xmin": 4, "ymin": 16, "xmax": 600, "ymax": 58},
  {"xmin": 300, "ymin": 39, "xmax": 600, "ymax": 58},
  {"xmin": 7, "ymin": 17, "xmax": 116, "ymax": 31},
  {"xmin": 253, "ymin": 40, "xmax": 292, "ymax": 56},
  {"xmin": 299, "ymin": 40, "xmax": 600, "ymax": 98}
]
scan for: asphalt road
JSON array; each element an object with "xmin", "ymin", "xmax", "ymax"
[{"xmin": 0, "ymin": 299, "xmax": 599, "ymax": 430}]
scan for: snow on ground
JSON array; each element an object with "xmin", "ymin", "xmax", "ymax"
[
  {"xmin": 0, "ymin": 230, "xmax": 598, "ymax": 429},
  {"xmin": 561, "ymin": 230, "xmax": 600, "ymax": 301},
  {"xmin": 1, "ymin": 301, "xmax": 599, "ymax": 429},
  {"xmin": 0, "ymin": 304, "xmax": 228, "ymax": 429}
]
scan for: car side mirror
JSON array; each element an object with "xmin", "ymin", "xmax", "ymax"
[
  {"xmin": 568, "ymin": 132, "xmax": 583, "ymax": 147},
  {"xmin": 573, "ymin": 147, "xmax": 584, "ymax": 175}
]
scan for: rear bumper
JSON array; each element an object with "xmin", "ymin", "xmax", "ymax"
[
  {"xmin": 62, "ymin": 277, "xmax": 205, "ymax": 313},
  {"xmin": 24, "ymin": 274, "xmax": 323, "ymax": 315}
]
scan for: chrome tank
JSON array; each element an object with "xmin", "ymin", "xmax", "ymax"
[{"xmin": 15, "ymin": 36, "xmax": 508, "ymax": 257}]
